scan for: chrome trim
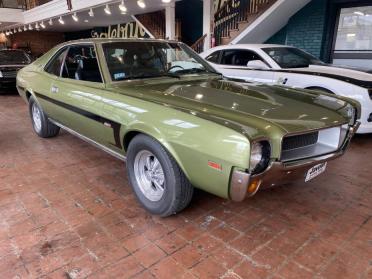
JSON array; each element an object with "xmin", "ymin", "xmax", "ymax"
[
  {"xmin": 49, "ymin": 119, "xmax": 126, "ymax": 162},
  {"xmin": 278, "ymin": 122, "xmax": 350, "ymax": 161},
  {"xmin": 230, "ymin": 121, "xmax": 360, "ymax": 201},
  {"xmin": 229, "ymin": 169, "xmax": 251, "ymax": 202}
]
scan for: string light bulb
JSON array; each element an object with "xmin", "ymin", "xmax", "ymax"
[
  {"xmin": 137, "ymin": 0, "xmax": 146, "ymax": 8},
  {"xmin": 119, "ymin": 0, "xmax": 127, "ymax": 13},
  {"xmin": 104, "ymin": 4, "xmax": 111, "ymax": 15},
  {"xmin": 72, "ymin": 12, "xmax": 78, "ymax": 22}
]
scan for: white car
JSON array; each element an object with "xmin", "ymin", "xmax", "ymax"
[{"xmin": 201, "ymin": 44, "xmax": 372, "ymax": 134}]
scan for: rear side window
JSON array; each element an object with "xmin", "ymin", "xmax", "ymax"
[
  {"xmin": 205, "ymin": 51, "xmax": 221, "ymax": 64},
  {"xmin": 221, "ymin": 49, "xmax": 263, "ymax": 66},
  {"xmin": 45, "ymin": 47, "xmax": 68, "ymax": 76},
  {"xmin": 63, "ymin": 45, "xmax": 102, "ymax": 83}
]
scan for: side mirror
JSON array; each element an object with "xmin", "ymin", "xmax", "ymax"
[{"xmin": 247, "ymin": 60, "xmax": 269, "ymax": 70}]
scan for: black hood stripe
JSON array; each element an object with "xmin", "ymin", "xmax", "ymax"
[
  {"xmin": 35, "ymin": 93, "xmax": 123, "ymax": 149},
  {"xmin": 221, "ymin": 67, "xmax": 372, "ymax": 89}
]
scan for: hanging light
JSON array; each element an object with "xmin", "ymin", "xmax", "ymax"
[
  {"xmin": 72, "ymin": 12, "xmax": 78, "ymax": 22},
  {"xmin": 137, "ymin": 0, "xmax": 146, "ymax": 8},
  {"xmin": 13, "ymin": 28, "xmax": 17, "ymax": 33},
  {"xmin": 18, "ymin": 27, "xmax": 22, "ymax": 32},
  {"xmin": 23, "ymin": 25, "xmax": 27, "ymax": 31},
  {"xmin": 35, "ymin": 22, "xmax": 39, "ymax": 29},
  {"xmin": 119, "ymin": 0, "xmax": 127, "ymax": 13},
  {"xmin": 40, "ymin": 21, "xmax": 46, "ymax": 29},
  {"xmin": 28, "ymin": 24, "xmax": 33, "ymax": 30},
  {"xmin": 104, "ymin": 4, "xmax": 111, "ymax": 15},
  {"xmin": 49, "ymin": 18, "xmax": 53, "ymax": 25},
  {"xmin": 162, "ymin": 0, "xmax": 172, "ymax": 3},
  {"xmin": 58, "ymin": 16, "xmax": 65, "ymax": 25},
  {"xmin": 88, "ymin": 8, "xmax": 94, "ymax": 17}
]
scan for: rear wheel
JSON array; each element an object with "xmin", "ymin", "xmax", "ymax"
[
  {"xmin": 127, "ymin": 134, "xmax": 193, "ymax": 217},
  {"xmin": 29, "ymin": 96, "xmax": 60, "ymax": 138}
]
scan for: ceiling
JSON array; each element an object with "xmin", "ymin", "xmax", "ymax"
[{"xmin": 1, "ymin": 0, "xmax": 176, "ymax": 33}]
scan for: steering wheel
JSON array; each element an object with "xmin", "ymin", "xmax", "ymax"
[{"xmin": 167, "ymin": 65, "xmax": 184, "ymax": 73}]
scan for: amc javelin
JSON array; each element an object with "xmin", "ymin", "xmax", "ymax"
[{"xmin": 16, "ymin": 39, "xmax": 360, "ymax": 216}]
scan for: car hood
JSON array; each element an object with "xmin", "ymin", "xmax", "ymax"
[
  {"xmin": 282, "ymin": 65, "xmax": 372, "ymax": 87},
  {"xmin": 111, "ymin": 77, "xmax": 351, "ymax": 138}
]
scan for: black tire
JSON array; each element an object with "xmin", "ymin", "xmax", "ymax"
[
  {"xmin": 29, "ymin": 96, "xmax": 60, "ymax": 138},
  {"xmin": 126, "ymin": 134, "xmax": 194, "ymax": 217}
]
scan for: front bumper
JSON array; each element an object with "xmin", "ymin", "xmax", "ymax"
[{"xmin": 229, "ymin": 122, "xmax": 360, "ymax": 202}]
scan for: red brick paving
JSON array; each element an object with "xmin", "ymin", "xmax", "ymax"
[{"xmin": 0, "ymin": 94, "xmax": 371, "ymax": 279}]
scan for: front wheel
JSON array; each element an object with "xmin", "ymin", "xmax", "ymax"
[
  {"xmin": 126, "ymin": 134, "xmax": 193, "ymax": 217},
  {"xmin": 29, "ymin": 96, "xmax": 60, "ymax": 138}
]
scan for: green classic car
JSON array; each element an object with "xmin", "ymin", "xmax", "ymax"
[{"xmin": 16, "ymin": 39, "xmax": 360, "ymax": 216}]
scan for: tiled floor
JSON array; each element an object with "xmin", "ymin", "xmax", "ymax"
[{"xmin": 0, "ymin": 93, "xmax": 371, "ymax": 279}]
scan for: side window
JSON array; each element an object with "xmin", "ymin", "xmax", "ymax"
[
  {"xmin": 221, "ymin": 50, "xmax": 263, "ymax": 66},
  {"xmin": 45, "ymin": 48, "xmax": 68, "ymax": 76},
  {"xmin": 63, "ymin": 45, "xmax": 102, "ymax": 83},
  {"xmin": 205, "ymin": 51, "xmax": 221, "ymax": 64}
]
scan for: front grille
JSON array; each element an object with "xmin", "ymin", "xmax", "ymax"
[
  {"xmin": 2, "ymin": 71, "xmax": 17, "ymax": 78},
  {"xmin": 282, "ymin": 132, "xmax": 319, "ymax": 151},
  {"xmin": 281, "ymin": 126, "xmax": 344, "ymax": 162}
]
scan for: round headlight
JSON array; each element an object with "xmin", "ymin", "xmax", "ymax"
[{"xmin": 249, "ymin": 142, "xmax": 263, "ymax": 173}]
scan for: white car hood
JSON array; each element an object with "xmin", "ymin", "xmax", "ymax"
[{"xmin": 282, "ymin": 65, "xmax": 372, "ymax": 82}]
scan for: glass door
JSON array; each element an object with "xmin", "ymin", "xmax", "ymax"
[{"xmin": 332, "ymin": 5, "xmax": 372, "ymax": 68}]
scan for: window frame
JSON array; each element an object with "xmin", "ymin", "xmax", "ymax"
[
  {"xmin": 205, "ymin": 50, "xmax": 222, "ymax": 64},
  {"xmin": 219, "ymin": 49, "xmax": 271, "ymax": 68},
  {"xmin": 44, "ymin": 43, "xmax": 105, "ymax": 84},
  {"xmin": 44, "ymin": 46, "xmax": 69, "ymax": 77}
]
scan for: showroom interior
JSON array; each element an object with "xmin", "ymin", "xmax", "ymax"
[{"xmin": 0, "ymin": 0, "xmax": 371, "ymax": 278}]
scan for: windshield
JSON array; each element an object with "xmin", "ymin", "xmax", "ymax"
[
  {"xmin": 262, "ymin": 47, "xmax": 325, "ymax": 68},
  {"xmin": 102, "ymin": 41, "xmax": 218, "ymax": 81},
  {"xmin": 0, "ymin": 50, "xmax": 31, "ymax": 65}
]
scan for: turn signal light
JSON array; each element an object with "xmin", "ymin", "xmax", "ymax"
[{"xmin": 247, "ymin": 179, "xmax": 261, "ymax": 195}]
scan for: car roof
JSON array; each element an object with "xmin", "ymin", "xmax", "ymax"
[
  {"xmin": 60, "ymin": 38, "xmax": 180, "ymax": 46},
  {"xmin": 206, "ymin": 44, "xmax": 293, "ymax": 51}
]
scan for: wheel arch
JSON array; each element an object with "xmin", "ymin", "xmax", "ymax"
[{"xmin": 122, "ymin": 126, "xmax": 191, "ymax": 181}]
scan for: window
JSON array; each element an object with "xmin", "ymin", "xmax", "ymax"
[
  {"xmin": 220, "ymin": 49, "xmax": 263, "ymax": 66},
  {"xmin": 0, "ymin": 50, "xmax": 31, "ymax": 65},
  {"xmin": 205, "ymin": 51, "xmax": 221, "ymax": 63},
  {"xmin": 335, "ymin": 6, "xmax": 372, "ymax": 51},
  {"xmin": 102, "ymin": 42, "xmax": 216, "ymax": 81},
  {"xmin": 45, "ymin": 47, "xmax": 68, "ymax": 76},
  {"xmin": 62, "ymin": 45, "xmax": 102, "ymax": 83},
  {"xmin": 262, "ymin": 47, "xmax": 324, "ymax": 68}
]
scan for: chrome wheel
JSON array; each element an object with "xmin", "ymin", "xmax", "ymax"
[
  {"xmin": 32, "ymin": 103, "xmax": 42, "ymax": 133},
  {"xmin": 133, "ymin": 150, "xmax": 165, "ymax": 202}
]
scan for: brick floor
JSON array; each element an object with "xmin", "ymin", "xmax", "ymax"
[{"xmin": 0, "ymin": 93, "xmax": 371, "ymax": 279}]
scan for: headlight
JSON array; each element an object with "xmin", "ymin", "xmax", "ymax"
[{"xmin": 249, "ymin": 141, "xmax": 271, "ymax": 174}]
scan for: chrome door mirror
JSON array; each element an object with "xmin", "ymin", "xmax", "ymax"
[{"xmin": 247, "ymin": 60, "xmax": 270, "ymax": 70}]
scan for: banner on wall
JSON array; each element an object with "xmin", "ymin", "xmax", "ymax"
[{"xmin": 91, "ymin": 21, "xmax": 150, "ymax": 39}]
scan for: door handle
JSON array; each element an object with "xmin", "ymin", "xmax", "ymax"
[{"xmin": 51, "ymin": 86, "xmax": 59, "ymax": 94}]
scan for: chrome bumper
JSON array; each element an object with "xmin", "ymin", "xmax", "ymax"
[{"xmin": 229, "ymin": 122, "xmax": 360, "ymax": 202}]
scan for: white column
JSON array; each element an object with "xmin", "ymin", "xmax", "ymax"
[
  {"xmin": 203, "ymin": 0, "xmax": 213, "ymax": 51},
  {"xmin": 165, "ymin": 3, "xmax": 176, "ymax": 40}
]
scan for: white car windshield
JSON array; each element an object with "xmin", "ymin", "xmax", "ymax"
[
  {"xmin": 262, "ymin": 47, "xmax": 325, "ymax": 69},
  {"xmin": 102, "ymin": 41, "xmax": 218, "ymax": 81}
]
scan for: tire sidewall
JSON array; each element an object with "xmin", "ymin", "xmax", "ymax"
[
  {"xmin": 29, "ymin": 96, "xmax": 47, "ymax": 137},
  {"xmin": 127, "ymin": 135, "xmax": 179, "ymax": 216}
]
